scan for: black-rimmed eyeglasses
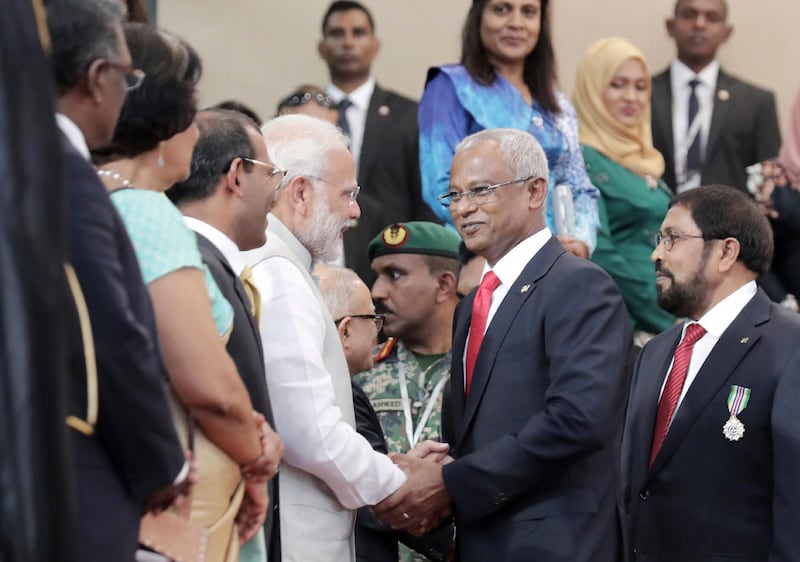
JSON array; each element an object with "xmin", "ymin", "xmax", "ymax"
[
  {"xmin": 334, "ymin": 314, "xmax": 385, "ymax": 331},
  {"xmin": 437, "ymin": 176, "xmax": 536, "ymax": 208}
]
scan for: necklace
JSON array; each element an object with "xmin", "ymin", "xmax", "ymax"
[{"xmin": 97, "ymin": 168, "xmax": 136, "ymax": 189}]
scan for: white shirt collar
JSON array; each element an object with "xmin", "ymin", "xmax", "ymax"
[
  {"xmin": 56, "ymin": 113, "xmax": 90, "ymax": 160},
  {"xmin": 183, "ymin": 216, "xmax": 245, "ymax": 275},
  {"xmin": 482, "ymin": 227, "xmax": 553, "ymax": 288},
  {"xmin": 327, "ymin": 77, "xmax": 375, "ymax": 111},
  {"xmin": 691, "ymin": 279, "xmax": 757, "ymax": 338},
  {"xmin": 670, "ymin": 59, "xmax": 720, "ymax": 90}
]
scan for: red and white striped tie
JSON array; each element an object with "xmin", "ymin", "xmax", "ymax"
[{"xmin": 649, "ymin": 322, "xmax": 706, "ymax": 465}]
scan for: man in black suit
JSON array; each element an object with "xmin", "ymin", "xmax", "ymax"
[
  {"xmin": 319, "ymin": 0, "xmax": 440, "ymax": 284},
  {"xmin": 621, "ymin": 185, "xmax": 800, "ymax": 561},
  {"xmin": 47, "ymin": 1, "xmax": 189, "ymax": 560},
  {"xmin": 375, "ymin": 128, "xmax": 632, "ymax": 562},
  {"xmin": 651, "ymin": 0, "xmax": 781, "ymax": 193},
  {"xmin": 167, "ymin": 108, "xmax": 284, "ymax": 559}
]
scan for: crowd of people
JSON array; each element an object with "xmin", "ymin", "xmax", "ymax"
[{"xmin": 14, "ymin": 0, "xmax": 800, "ymax": 560}]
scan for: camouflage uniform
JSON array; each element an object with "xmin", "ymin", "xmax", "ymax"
[{"xmin": 353, "ymin": 337, "xmax": 452, "ymax": 562}]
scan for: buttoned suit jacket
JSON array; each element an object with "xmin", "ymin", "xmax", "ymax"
[
  {"xmin": 63, "ymin": 137, "xmax": 184, "ymax": 561},
  {"xmin": 621, "ymin": 289, "xmax": 800, "ymax": 561},
  {"xmin": 343, "ymin": 84, "xmax": 440, "ymax": 285},
  {"xmin": 651, "ymin": 67, "xmax": 781, "ymax": 192},
  {"xmin": 194, "ymin": 233, "xmax": 279, "ymax": 559},
  {"xmin": 440, "ymin": 237, "xmax": 632, "ymax": 562}
]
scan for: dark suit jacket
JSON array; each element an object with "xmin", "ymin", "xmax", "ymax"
[
  {"xmin": 63, "ymin": 137, "xmax": 184, "ymax": 562},
  {"xmin": 441, "ymin": 237, "xmax": 632, "ymax": 562},
  {"xmin": 651, "ymin": 67, "xmax": 781, "ymax": 192},
  {"xmin": 194, "ymin": 233, "xmax": 279, "ymax": 559},
  {"xmin": 344, "ymin": 84, "xmax": 441, "ymax": 285},
  {"xmin": 621, "ymin": 289, "xmax": 800, "ymax": 561}
]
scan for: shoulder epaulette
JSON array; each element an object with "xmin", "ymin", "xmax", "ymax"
[{"xmin": 375, "ymin": 337, "xmax": 398, "ymax": 363}]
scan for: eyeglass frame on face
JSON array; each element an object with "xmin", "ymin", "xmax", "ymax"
[
  {"xmin": 102, "ymin": 59, "xmax": 146, "ymax": 91},
  {"xmin": 653, "ymin": 229, "xmax": 713, "ymax": 251},
  {"xmin": 437, "ymin": 176, "xmax": 537, "ymax": 209},
  {"xmin": 334, "ymin": 313, "xmax": 385, "ymax": 332},
  {"xmin": 240, "ymin": 157, "xmax": 287, "ymax": 190},
  {"xmin": 307, "ymin": 175, "xmax": 360, "ymax": 205}
]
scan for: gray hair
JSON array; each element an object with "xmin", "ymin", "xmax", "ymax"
[
  {"xmin": 315, "ymin": 264, "xmax": 362, "ymax": 320},
  {"xmin": 455, "ymin": 128, "xmax": 549, "ymax": 185},
  {"xmin": 260, "ymin": 114, "xmax": 350, "ymax": 189},
  {"xmin": 47, "ymin": 0, "xmax": 127, "ymax": 95}
]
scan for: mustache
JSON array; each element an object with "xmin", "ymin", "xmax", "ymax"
[
  {"xmin": 374, "ymin": 301, "xmax": 392, "ymax": 315},
  {"xmin": 655, "ymin": 261, "xmax": 674, "ymax": 280}
]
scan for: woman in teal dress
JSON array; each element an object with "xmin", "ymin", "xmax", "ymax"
[
  {"xmin": 573, "ymin": 38, "xmax": 675, "ymax": 335},
  {"xmin": 93, "ymin": 24, "xmax": 277, "ymax": 562}
]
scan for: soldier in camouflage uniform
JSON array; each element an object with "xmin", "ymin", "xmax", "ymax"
[{"xmin": 353, "ymin": 221, "xmax": 461, "ymax": 562}]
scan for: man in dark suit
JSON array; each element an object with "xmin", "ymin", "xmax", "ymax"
[
  {"xmin": 621, "ymin": 185, "xmax": 800, "ymax": 561},
  {"xmin": 47, "ymin": 1, "xmax": 189, "ymax": 560},
  {"xmin": 167, "ymin": 108, "xmax": 284, "ymax": 559},
  {"xmin": 651, "ymin": 0, "xmax": 780, "ymax": 193},
  {"xmin": 318, "ymin": 0, "xmax": 440, "ymax": 285},
  {"xmin": 374, "ymin": 128, "xmax": 632, "ymax": 562}
]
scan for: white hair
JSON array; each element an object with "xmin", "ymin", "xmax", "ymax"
[
  {"xmin": 260, "ymin": 113, "xmax": 350, "ymax": 185},
  {"xmin": 455, "ymin": 128, "xmax": 550, "ymax": 184},
  {"xmin": 315, "ymin": 265, "xmax": 362, "ymax": 320}
]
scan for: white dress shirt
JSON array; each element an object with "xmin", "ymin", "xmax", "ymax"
[
  {"xmin": 463, "ymin": 228, "xmax": 553, "ymax": 381},
  {"xmin": 327, "ymin": 77, "xmax": 375, "ymax": 175},
  {"xmin": 56, "ymin": 113, "xmax": 90, "ymax": 160},
  {"xmin": 658, "ymin": 280, "xmax": 757, "ymax": 416},
  {"xmin": 670, "ymin": 59, "xmax": 719, "ymax": 192},
  {"xmin": 183, "ymin": 217, "xmax": 245, "ymax": 275},
  {"xmin": 248, "ymin": 216, "xmax": 405, "ymax": 509}
]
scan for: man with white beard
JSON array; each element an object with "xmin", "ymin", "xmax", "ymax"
[{"xmin": 243, "ymin": 114, "xmax": 407, "ymax": 562}]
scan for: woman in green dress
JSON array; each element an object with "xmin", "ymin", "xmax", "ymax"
[{"xmin": 573, "ymin": 37, "xmax": 675, "ymax": 335}]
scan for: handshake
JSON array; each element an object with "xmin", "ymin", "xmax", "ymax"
[{"xmin": 372, "ymin": 440, "xmax": 455, "ymax": 536}]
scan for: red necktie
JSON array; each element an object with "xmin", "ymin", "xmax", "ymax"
[
  {"xmin": 464, "ymin": 271, "xmax": 501, "ymax": 398},
  {"xmin": 649, "ymin": 322, "xmax": 706, "ymax": 465}
]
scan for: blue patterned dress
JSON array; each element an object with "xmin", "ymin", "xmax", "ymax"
[{"xmin": 419, "ymin": 64, "xmax": 600, "ymax": 251}]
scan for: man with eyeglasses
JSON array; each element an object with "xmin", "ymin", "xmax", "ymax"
[
  {"xmin": 318, "ymin": 1, "xmax": 440, "ymax": 286},
  {"xmin": 167, "ymin": 108, "xmax": 285, "ymax": 561},
  {"xmin": 374, "ymin": 128, "xmax": 632, "ymax": 562},
  {"xmin": 621, "ymin": 185, "xmax": 800, "ymax": 560},
  {"xmin": 242, "ymin": 113, "xmax": 406, "ymax": 562},
  {"xmin": 47, "ymin": 1, "xmax": 188, "ymax": 560}
]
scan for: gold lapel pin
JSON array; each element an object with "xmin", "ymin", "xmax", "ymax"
[
  {"xmin": 520, "ymin": 284, "xmax": 531, "ymax": 293},
  {"xmin": 740, "ymin": 337, "xmax": 749, "ymax": 344},
  {"xmin": 718, "ymin": 89, "xmax": 730, "ymax": 101}
]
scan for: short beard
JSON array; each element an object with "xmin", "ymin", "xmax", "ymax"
[
  {"xmin": 656, "ymin": 244, "xmax": 712, "ymax": 318},
  {"xmin": 296, "ymin": 195, "xmax": 346, "ymax": 262}
]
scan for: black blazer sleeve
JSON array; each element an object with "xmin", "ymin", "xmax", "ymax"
[{"xmin": 65, "ymin": 144, "xmax": 184, "ymax": 503}]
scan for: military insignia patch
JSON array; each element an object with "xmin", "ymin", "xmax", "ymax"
[{"xmin": 382, "ymin": 224, "xmax": 409, "ymax": 248}]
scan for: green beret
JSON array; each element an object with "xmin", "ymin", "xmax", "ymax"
[{"xmin": 368, "ymin": 221, "xmax": 460, "ymax": 261}]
